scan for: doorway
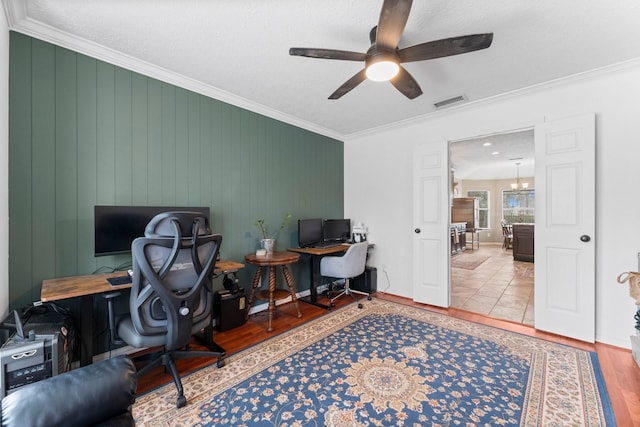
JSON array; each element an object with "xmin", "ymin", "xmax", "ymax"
[{"xmin": 448, "ymin": 129, "xmax": 535, "ymax": 325}]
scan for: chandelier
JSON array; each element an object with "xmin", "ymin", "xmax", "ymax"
[{"xmin": 511, "ymin": 162, "xmax": 529, "ymax": 191}]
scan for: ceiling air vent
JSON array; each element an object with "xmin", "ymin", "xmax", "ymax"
[{"xmin": 433, "ymin": 94, "xmax": 467, "ymax": 109}]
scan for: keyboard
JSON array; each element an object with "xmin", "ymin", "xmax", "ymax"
[{"xmin": 107, "ymin": 275, "xmax": 132, "ymax": 286}]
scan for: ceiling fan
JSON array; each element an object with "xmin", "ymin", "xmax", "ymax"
[{"xmin": 289, "ymin": 0, "xmax": 493, "ymax": 100}]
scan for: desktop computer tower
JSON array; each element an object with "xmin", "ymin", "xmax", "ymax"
[
  {"xmin": 352, "ymin": 267, "xmax": 377, "ymax": 294},
  {"xmin": 214, "ymin": 289, "xmax": 247, "ymax": 332},
  {"xmin": 0, "ymin": 309, "xmax": 71, "ymax": 396}
]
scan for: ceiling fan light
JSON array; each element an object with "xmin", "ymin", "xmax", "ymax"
[{"xmin": 366, "ymin": 61, "xmax": 399, "ymax": 81}]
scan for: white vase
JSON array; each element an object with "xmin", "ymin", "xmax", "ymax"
[{"xmin": 261, "ymin": 238, "xmax": 275, "ymax": 254}]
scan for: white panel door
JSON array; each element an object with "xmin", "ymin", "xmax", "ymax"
[
  {"xmin": 534, "ymin": 113, "xmax": 595, "ymax": 342},
  {"xmin": 413, "ymin": 142, "xmax": 449, "ymax": 306}
]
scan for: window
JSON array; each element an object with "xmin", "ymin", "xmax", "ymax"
[
  {"xmin": 467, "ymin": 190, "xmax": 489, "ymax": 229},
  {"xmin": 502, "ymin": 189, "xmax": 535, "ymax": 224}
]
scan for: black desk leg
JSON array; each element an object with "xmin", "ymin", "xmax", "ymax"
[
  {"xmin": 193, "ymin": 323, "xmax": 226, "ymax": 368},
  {"xmin": 80, "ymin": 294, "xmax": 93, "ymax": 366},
  {"xmin": 298, "ymin": 254, "xmax": 331, "ymax": 310},
  {"xmin": 194, "ymin": 324, "xmax": 226, "ymax": 355},
  {"xmin": 193, "ymin": 290, "xmax": 226, "ymax": 366}
]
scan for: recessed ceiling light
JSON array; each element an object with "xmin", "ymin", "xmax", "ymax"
[
  {"xmin": 492, "ymin": 151, "xmax": 500, "ymax": 155},
  {"xmin": 483, "ymin": 142, "xmax": 492, "ymax": 146}
]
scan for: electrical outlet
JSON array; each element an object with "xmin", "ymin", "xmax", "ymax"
[{"xmin": 487, "ymin": 233, "xmax": 491, "ymax": 238}]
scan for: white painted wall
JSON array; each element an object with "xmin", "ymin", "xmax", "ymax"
[
  {"xmin": 458, "ymin": 177, "xmax": 535, "ymax": 244},
  {"xmin": 1, "ymin": 6, "xmax": 10, "ymax": 321},
  {"xmin": 344, "ymin": 61, "xmax": 640, "ymax": 348}
]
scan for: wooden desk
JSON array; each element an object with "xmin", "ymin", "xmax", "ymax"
[
  {"xmin": 41, "ymin": 260, "xmax": 244, "ymax": 301},
  {"xmin": 41, "ymin": 259, "xmax": 244, "ymax": 366},
  {"xmin": 245, "ymin": 251, "xmax": 302, "ymax": 332},
  {"xmin": 288, "ymin": 244, "xmax": 351, "ymax": 310}
]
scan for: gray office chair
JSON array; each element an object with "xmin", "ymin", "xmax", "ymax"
[
  {"xmin": 320, "ymin": 241, "xmax": 370, "ymax": 308},
  {"xmin": 116, "ymin": 211, "xmax": 222, "ymax": 408}
]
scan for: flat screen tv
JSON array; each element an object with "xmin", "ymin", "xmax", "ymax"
[
  {"xmin": 297, "ymin": 218, "xmax": 323, "ymax": 248},
  {"xmin": 323, "ymin": 219, "xmax": 351, "ymax": 242},
  {"xmin": 94, "ymin": 205, "xmax": 210, "ymax": 256}
]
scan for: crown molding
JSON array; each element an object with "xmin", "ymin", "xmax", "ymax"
[
  {"xmin": 7, "ymin": 0, "xmax": 640, "ymax": 144},
  {"xmin": 4, "ymin": 2, "xmax": 344, "ymax": 142},
  {"xmin": 3, "ymin": 0, "xmax": 26, "ymax": 27},
  {"xmin": 344, "ymin": 57, "xmax": 640, "ymax": 141}
]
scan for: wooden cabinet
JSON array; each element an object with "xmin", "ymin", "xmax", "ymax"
[
  {"xmin": 452, "ymin": 198, "xmax": 479, "ymax": 230},
  {"xmin": 512, "ymin": 224, "xmax": 534, "ymax": 262}
]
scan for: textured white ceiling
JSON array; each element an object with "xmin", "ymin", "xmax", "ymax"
[
  {"xmin": 450, "ymin": 130, "xmax": 534, "ymax": 180},
  {"xmin": 5, "ymin": 0, "xmax": 640, "ymax": 142}
]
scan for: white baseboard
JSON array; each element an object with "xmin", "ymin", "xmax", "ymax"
[{"xmin": 248, "ymin": 286, "xmax": 322, "ymax": 314}]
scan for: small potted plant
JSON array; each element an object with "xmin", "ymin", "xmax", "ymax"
[
  {"xmin": 255, "ymin": 214, "xmax": 292, "ymax": 254},
  {"xmin": 616, "ymin": 271, "xmax": 640, "ymax": 367}
]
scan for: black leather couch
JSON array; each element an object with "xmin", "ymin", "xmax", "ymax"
[{"xmin": 1, "ymin": 356, "xmax": 137, "ymax": 427}]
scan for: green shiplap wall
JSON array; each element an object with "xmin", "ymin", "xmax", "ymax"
[{"xmin": 8, "ymin": 32, "xmax": 344, "ymax": 311}]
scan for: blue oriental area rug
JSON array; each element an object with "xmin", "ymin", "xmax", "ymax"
[{"xmin": 133, "ymin": 299, "xmax": 615, "ymax": 426}]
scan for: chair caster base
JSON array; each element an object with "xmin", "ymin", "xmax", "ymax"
[
  {"xmin": 330, "ymin": 302, "xmax": 336, "ymax": 307},
  {"xmin": 176, "ymin": 395, "xmax": 187, "ymax": 408},
  {"xmin": 367, "ymin": 295, "xmax": 372, "ymax": 301},
  {"xmin": 217, "ymin": 358, "xmax": 225, "ymax": 368},
  {"xmin": 358, "ymin": 303, "xmax": 363, "ymax": 309}
]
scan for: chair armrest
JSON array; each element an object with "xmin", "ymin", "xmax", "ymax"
[{"xmin": 1, "ymin": 356, "xmax": 137, "ymax": 427}]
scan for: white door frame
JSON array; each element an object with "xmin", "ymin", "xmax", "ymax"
[{"xmin": 414, "ymin": 116, "xmax": 595, "ymax": 342}]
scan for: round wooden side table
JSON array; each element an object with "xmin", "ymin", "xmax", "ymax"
[{"xmin": 245, "ymin": 251, "xmax": 302, "ymax": 332}]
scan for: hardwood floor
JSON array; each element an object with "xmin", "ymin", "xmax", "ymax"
[{"xmin": 135, "ymin": 292, "xmax": 640, "ymax": 426}]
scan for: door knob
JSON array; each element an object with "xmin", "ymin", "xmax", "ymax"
[
  {"xmin": 580, "ymin": 235, "xmax": 591, "ymax": 242},
  {"xmin": 414, "ymin": 228, "xmax": 421, "ymax": 234}
]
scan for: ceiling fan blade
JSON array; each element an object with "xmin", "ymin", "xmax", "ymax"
[
  {"xmin": 390, "ymin": 66, "xmax": 423, "ymax": 99},
  {"xmin": 289, "ymin": 47, "xmax": 366, "ymax": 62},
  {"xmin": 376, "ymin": 0, "xmax": 413, "ymax": 49},
  {"xmin": 398, "ymin": 33, "xmax": 493, "ymax": 63},
  {"xmin": 328, "ymin": 69, "xmax": 367, "ymax": 99}
]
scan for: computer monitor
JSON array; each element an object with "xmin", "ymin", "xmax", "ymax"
[
  {"xmin": 323, "ymin": 219, "xmax": 351, "ymax": 242},
  {"xmin": 297, "ymin": 218, "xmax": 323, "ymax": 248},
  {"xmin": 94, "ymin": 205, "xmax": 210, "ymax": 256}
]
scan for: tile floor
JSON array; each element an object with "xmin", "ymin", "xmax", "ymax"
[{"xmin": 451, "ymin": 243, "xmax": 534, "ymax": 325}]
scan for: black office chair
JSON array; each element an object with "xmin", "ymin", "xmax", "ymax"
[
  {"xmin": 116, "ymin": 211, "xmax": 223, "ymax": 408},
  {"xmin": 320, "ymin": 241, "xmax": 370, "ymax": 308}
]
